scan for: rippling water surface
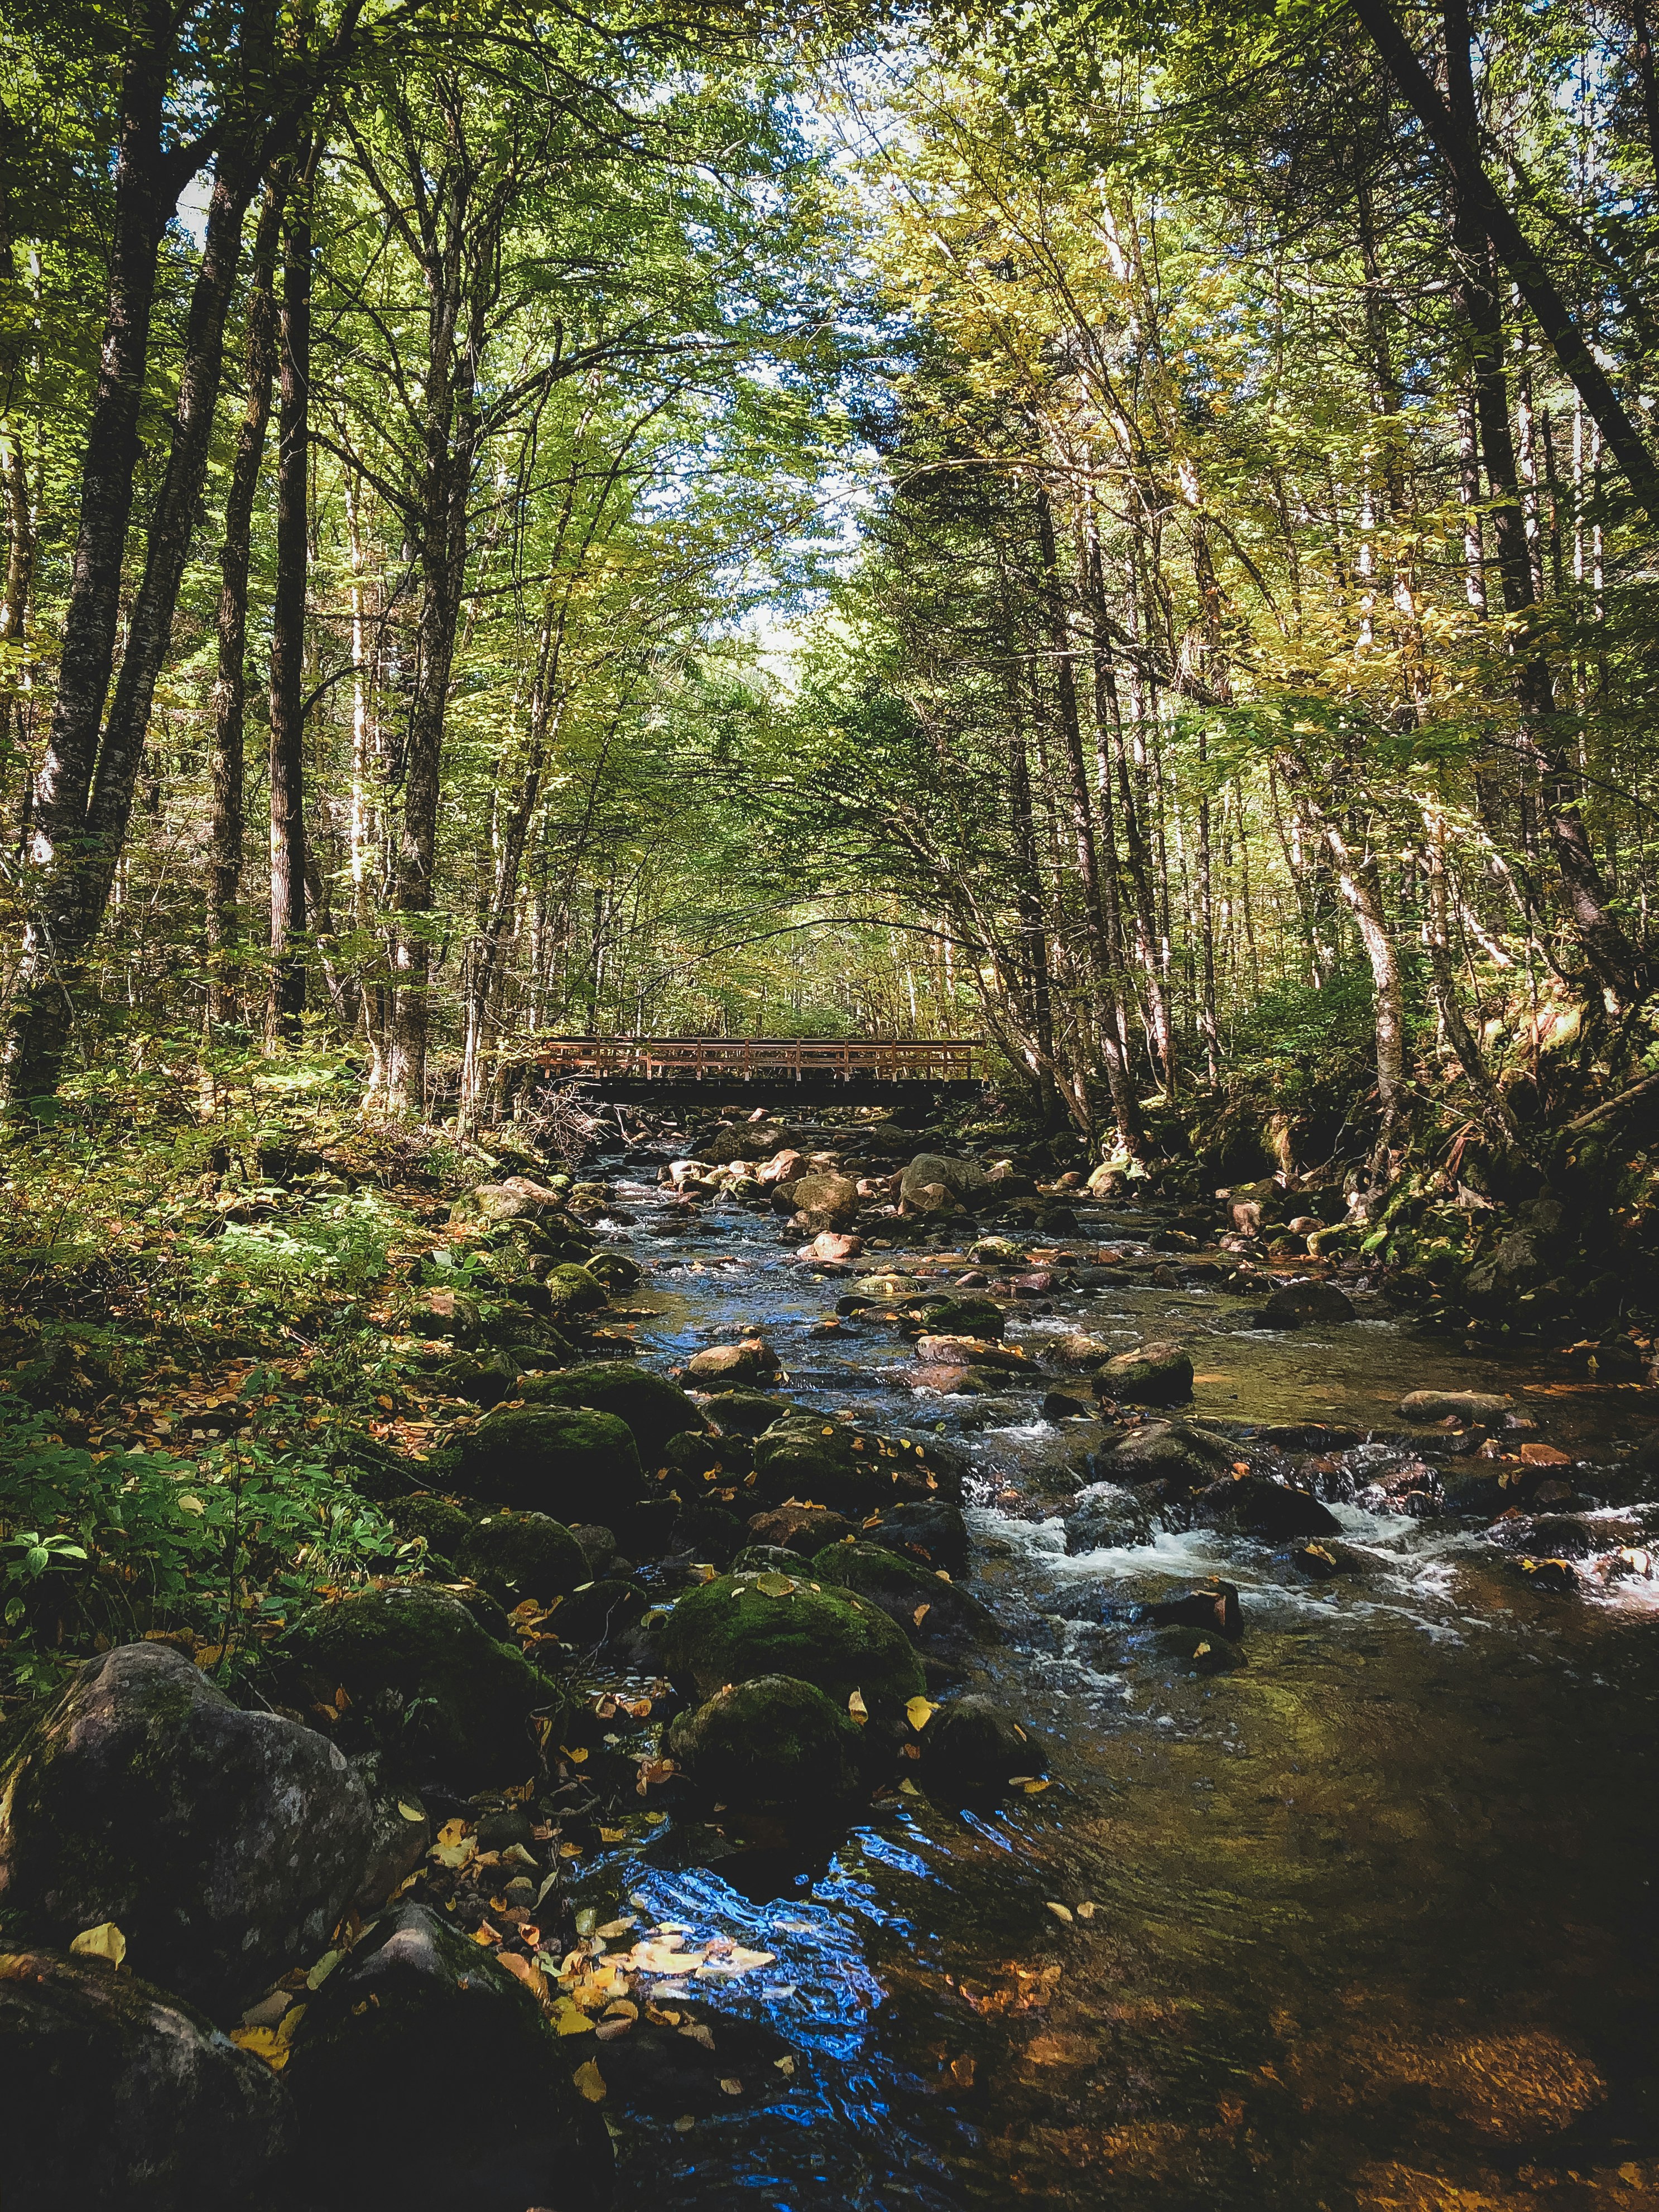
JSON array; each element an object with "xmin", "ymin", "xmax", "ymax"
[{"xmin": 568, "ymin": 1129, "xmax": 1659, "ymax": 2211}]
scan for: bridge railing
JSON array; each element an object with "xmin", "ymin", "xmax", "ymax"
[{"xmin": 527, "ymin": 1035, "xmax": 979, "ymax": 1084}]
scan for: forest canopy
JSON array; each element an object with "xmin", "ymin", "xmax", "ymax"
[{"xmin": 0, "ymin": 0, "xmax": 1655, "ymax": 1171}]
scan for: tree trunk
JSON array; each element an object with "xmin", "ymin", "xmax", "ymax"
[
  {"xmin": 208, "ymin": 181, "xmax": 283, "ymax": 1035},
  {"xmin": 267, "ymin": 150, "xmax": 314, "ymax": 1045}
]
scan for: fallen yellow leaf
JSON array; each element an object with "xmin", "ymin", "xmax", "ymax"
[
  {"xmin": 905, "ymin": 1696, "xmax": 937, "ymax": 1731},
  {"xmin": 573, "ymin": 2059, "xmax": 607, "ymax": 2102},
  {"xmin": 69, "ymin": 1922, "xmax": 126, "ymax": 1969}
]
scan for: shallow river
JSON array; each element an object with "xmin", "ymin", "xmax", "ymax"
[{"xmin": 568, "ymin": 1131, "xmax": 1659, "ymax": 2212}]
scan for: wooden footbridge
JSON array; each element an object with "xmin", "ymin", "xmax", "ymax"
[{"xmin": 522, "ymin": 1035, "xmax": 983, "ymax": 1107}]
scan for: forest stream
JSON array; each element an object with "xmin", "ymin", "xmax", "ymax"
[{"xmin": 567, "ymin": 1124, "xmax": 1659, "ymax": 2212}]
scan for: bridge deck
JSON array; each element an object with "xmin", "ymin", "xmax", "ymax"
[{"xmin": 520, "ymin": 1037, "xmax": 981, "ymax": 1104}]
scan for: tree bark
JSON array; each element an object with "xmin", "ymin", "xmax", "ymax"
[
  {"xmin": 268, "ymin": 149, "xmax": 314, "ymax": 1044},
  {"xmin": 1353, "ymin": 0, "xmax": 1659, "ymax": 526},
  {"xmin": 208, "ymin": 180, "xmax": 283, "ymax": 1034}
]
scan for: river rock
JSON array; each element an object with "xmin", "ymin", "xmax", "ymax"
[
  {"xmin": 516, "ymin": 1361, "xmax": 706, "ymax": 1457},
  {"xmin": 419, "ymin": 1286, "xmax": 482, "ymax": 1346},
  {"xmin": 585, "ymin": 1249, "xmax": 643, "ymax": 1290},
  {"xmin": 1094, "ymin": 1420, "xmax": 1238, "ymax": 1490},
  {"xmin": 914, "ymin": 1335, "xmax": 1034, "ymax": 1374},
  {"xmin": 707, "ymin": 1388, "xmax": 793, "ymax": 1437},
  {"xmin": 1399, "ymin": 1389, "xmax": 1514, "ymax": 1423},
  {"xmin": 900, "ymin": 1153, "xmax": 989, "ymax": 1213},
  {"xmin": 731, "ymin": 1543, "xmax": 813, "ymax": 1575},
  {"xmin": 1147, "ymin": 1580, "xmax": 1243, "ymax": 1638},
  {"xmin": 1095, "ymin": 1341, "xmax": 1194, "ymax": 1403},
  {"xmin": 0, "ymin": 1949, "xmax": 297, "ymax": 2209},
  {"xmin": 1253, "ymin": 1280, "xmax": 1355, "ymax": 1329},
  {"xmin": 666, "ymin": 1674, "xmax": 867, "ymax": 1815},
  {"xmin": 286, "ymin": 1903, "xmax": 610, "ymax": 2212},
  {"xmin": 1064, "ymin": 1485, "xmax": 1156, "ymax": 1553},
  {"xmin": 387, "ymin": 1493, "xmax": 589, "ymax": 1607},
  {"xmin": 750, "ymin": 1413, "xmax": 959, "ymax": 1513},
  {"xmin": 686, "ymin": 1338, "xmax": 782, "ymax": 1389},
  {"xmin": 0, "ymin": 1643, "xmax": 374, "ymax": 2016},
  {"xmin": 1152, "ymin": 1623, "xmax": 1246, "ymax": 1672},
  {"xmin": 666, "ymin": 1501, "xmax": 748, "ymax": 1565},
  {"xmin": 917, "ymin": 1695, "xmax": 1046, "ymax": 1799},
  {"xmin": 746, "ymin": 1502, "xmax": 855, "ymax": 1554},
  {"xmin": 915, "ymin": 1294, "xmax": 1004, "ymax": 1340},
  {"xmin": 1049, "ymin": 1332, "xmax": 1117, "ymax": 1372},
  {"xmin": 458, "ymin": 1177, "xmax": 567, "ymax": 1226},
  {"xmin": 970, "ymin": 1236, "xmax": 1027, "ymax": 1265},
  {"xmin": 658, "ymin": 1572, "xmax": 926, "ymax": 1721},
  {"xmin": 807, "ymin": 1542, "xmax": 1002, "ymax": 1664},
  {"xmin": 1511, "ymin": 1555, "xmax": 1579, "ymax": 1594},
  {"xmin": 592, "ymin": 1998, "xmax": 795, "ymax": 2116},
  {"xmin": 437, "ymin": 1403, "xmax": 646, "ymax": 1525},
  {"xmin": 801, "ymin": 1230, "xmax": 863, "ymax": 1262},
  {"xmin": 429, "ymin": 1349, "xmax": 519, "ymax": 1408},
  {"xmin": 789, "ymin": 1173, "xmax": 860, "ymax": 1231},
  {"xmin": 859, "ymin": 1500, "xmax": 970, "ymax": 1576},
  {"xmin": 1286, "ymin": 1538, "xmax": 1365, "ymax": 1577},
  {"xmin": 281, "ymin": 1585, "xmax": 556, "ymax": 1792},
  {"xmin": 1187, "ymin": 1474, "xmax": 1341, "ymax": 1540}
]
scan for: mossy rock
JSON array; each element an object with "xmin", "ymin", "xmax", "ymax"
[
  {"xmin": 514, "ymin": 1362, "xmax": 705, "ymax": 1459},
  {"xmin": 281, "ymin": 1585, "xmax": 558, "ymax": 1791},
  {"xmin": 658, "ymin": 1572, "xmax": 926, "ymax": 1721},
  {"xmin": 1097, "ymin": 1341, "xmax": 1194, "ymax": 1403},
  {"xmin": 912, "ymin": 1295, "xmax": 1004, "ymax": 1341},
  {"xmin": 541, "ymin": 1264, "xmax": 609, "ymax": 1319},
  {"xmin": 666, "ymin": 1675, "xmax": 866, "ymax": 1815},
  {"xmin": 387, "ymin": 1493, "xmax": 589, "ymax": 1607},
  {"xmin": 441, "ymin": 1405, "xmax": 646, "ymax": 1524},
  {"xmin": 1150, "ymin": 1623, "xmax": 1247, "ymax": 1673},
  {"xmin": 660, "ymin": 1429, "xmax": 746, "ymax": 1486},
  {"xmin": 807, "ymin": 1542, "xmax": 1001, "ymax": 1661},
  {"xmin": 430, "ymin": 1351, "xmax": 520, "ymax": 1409},
  {"xmin": 708, "ymin": 1390, "xmax": 794, "ymax": 1437},
  {"xmin": 750, "ymin": 1414, "xmax": 958, "ymax": 1515}
]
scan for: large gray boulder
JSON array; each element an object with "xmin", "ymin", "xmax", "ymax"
[
  {"xmin": 0, "ymin": 1644, "xmax": 374, "ymax": 2016},
  {"xmin": 899, "ymin": 1153, "xmax": 989, "ymax": 1213},
  {"xmin": 0, "ymin": 1949, "xmax": 297, "ymax": 2209}
]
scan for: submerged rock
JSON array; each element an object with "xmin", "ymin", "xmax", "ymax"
[
  {"xmin": 281, "ymin": 1585, "xmax": 556, "ymax": 1793},
  {"xmin": 659, "ymin": 1571, "xmax": 926, "ymax": 1721},
  {"xmin": 1399, "ymin": 1389, "xmax": 1513, "ymax": 1423},
  {"xmin": 1064, "ymin": 1485, "xmax": 1156, "ymax": 1553},
  {"xmin": 1152, "ymin": 1623, "xmax": 1247, "ymax": 1672},
  {"xmin": 0, "ymin": 1949, "xmax": 296, "ymax": 2210},
  {"xmin": 287, "ymin": 1903, "xmax": 610, "ymax": 2212},
  {"xmin": 1285, "ymin": 1538, "xmax": 1366, "ymax": 1578},
  {"xmin": 1253, "ymin": 1281, "xmax": 1355, "ymax": 1329},
  {"xmin": 667, "ymin": 1674, "xmax": 867, "ymax": 1815},
  {"xmin": 917, "ymin": 1695, "xmax": 1046, "ymax": 1799},
  {"xmin": 0, "ymin": 1642, "xmax": 373, "ymax": 2015}
]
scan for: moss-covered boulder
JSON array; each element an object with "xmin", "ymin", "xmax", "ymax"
[
  {"xmin": 658, "ymin": 1572, "xmax": 926, "ymax": 1721},
  {"xmin": 807, "ymin": 1542, "xmax": 1001, "ymax": 1664},
  {"xmin": 1187, "ymin": 1474, "xmax": 1339, "ymax": 1541},
  {"xmin": 708, "ymin": 1389, "xmax": 794, "ymax": 1437},
  {"xmin": 281, "ymin": 1585, "xmax": 556, "ymax": 1792},
  {"xmin": 540, "ymin": 1263, "xmax": 609, "ymax": 1320},
  {"xmin": 916, "ymin": 1695, "xmax": 1046, "ymax": 1800},
  {"xmin": 514, "ymin": 1362, "xmax": 705, "ymax": 1459},
  {"xmin": 442, "ymin": 1404, "xmax": 646, "ymax": 1524},
  {"xmin": 428, "ymin": 1350, "xmax": 519, "ymax": 1408},
  {"xmin": 1093, "ymin": 1420, "xmax": 1236, "ymax": 1492},
  {"xmin": 788, "ymin": 1172, "xmax": 860, "ymax": 1231},
  {"xmin": 386, "ymin": 1494, "xmax": 589, "ymax": 1607},
  {"xmin": 667, "ymin": 1675, "xmax": 867, "ymax": 1815},
  {"xmin": 749, "ymin": 1414, "xmax": 959, "ymax": 1514},
  {"xmin": 859, "ymin": 1500, "xmax": 970, "ymax": 1577}
]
